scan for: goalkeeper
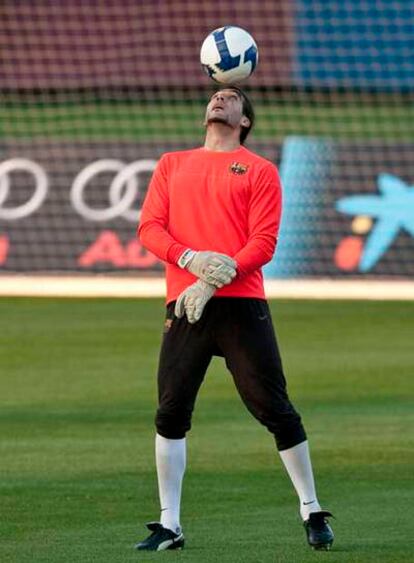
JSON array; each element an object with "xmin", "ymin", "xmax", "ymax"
[{"xmin": 136, "ymin": 87, "xmax": 334, "ymax": 552}]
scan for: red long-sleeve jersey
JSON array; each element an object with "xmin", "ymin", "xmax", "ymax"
[{"xmin": 138, "ymin": 145, "xmax": 282, "ymax": 303}]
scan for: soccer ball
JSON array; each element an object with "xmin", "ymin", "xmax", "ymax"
[{"xmin": 200, "ymin": 26, "xmax": 259, "ymax": 84}]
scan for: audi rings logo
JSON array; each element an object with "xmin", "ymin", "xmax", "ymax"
[
  {"xmin": 71, "ymin": 159, "xmax": 157, "ymax": 222},
  {"xmin": 0, "ymin": 157, "xmax": 157, "ymax": 222},
  {"xmin": 0, "ymin": 158, "xmax": 49, "ymax": 220}
]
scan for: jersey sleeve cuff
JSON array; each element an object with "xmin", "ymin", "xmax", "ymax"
[{"xmin": 167, "ymin": 243, "xmax": 192, "ymax": 266}]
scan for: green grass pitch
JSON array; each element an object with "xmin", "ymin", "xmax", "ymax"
[{"xmin": 1, "ymin": 297, "xmax": 413, "ymax": 562}]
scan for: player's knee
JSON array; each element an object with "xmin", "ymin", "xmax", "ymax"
[
  {"xmin": 155, "ymin": 407, "xmax": 191, "ymax": 439},
  {"xmin": 265, "ymin": 414, "xmax": 307, "ymax": 451},
  {"xmin": 253, "ymin": 407, "xmax": 307, "ymax": 451}
]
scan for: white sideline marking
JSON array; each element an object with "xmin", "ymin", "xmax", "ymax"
[{"xmin": 0, "ymin": 276, "xmax": 414, "ymax": 300}]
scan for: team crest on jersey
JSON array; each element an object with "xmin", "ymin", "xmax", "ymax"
[{"xmin": 229, "ymin": 162, "xmax": 249, "ymax": 175}]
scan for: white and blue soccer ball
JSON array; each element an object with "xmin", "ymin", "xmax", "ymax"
[{"xmin": 200, "ymin": 26, "xmax": 259, "ymax": 84}]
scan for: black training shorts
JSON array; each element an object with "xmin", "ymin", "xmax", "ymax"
[{"xmin": 155, "ymin": 297, "xmax": 306, "ymax": 451}]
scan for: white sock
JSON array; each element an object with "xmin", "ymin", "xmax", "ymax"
[
  {"xmin": 279, "ymin": 440, "xmax": 321, "ymax": 520},
  {"xmin": 155, "ymin": 433, "xmax": 186, "ymax": 534}
]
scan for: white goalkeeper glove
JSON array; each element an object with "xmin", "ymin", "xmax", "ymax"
[
  {"xmin": 177, "ymin": 249, "xmax": 237, "ymax": 288},
  {"xmin": 174, "ymin": 280, "xmax": 216, "ymax": 324}
]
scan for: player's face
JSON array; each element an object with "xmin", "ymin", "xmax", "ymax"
[{"xmin": 204, "ymin": 89, "xmax": 250, "ymax": 130}]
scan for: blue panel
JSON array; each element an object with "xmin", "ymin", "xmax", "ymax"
[
  {"xmin": 294, "ymin": 0, "xmax": 414, "ymax": 90},
  {"xmin": 264, "ymin": 137, "xmax": 335, "ymax": 278}
]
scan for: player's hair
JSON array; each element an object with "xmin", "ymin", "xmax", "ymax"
[{"xmin": 226, "ymin": 86, "xmax": 255, "ymax": 144}]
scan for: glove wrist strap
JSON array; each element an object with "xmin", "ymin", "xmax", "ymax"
[{"xmin": 177, "ymin": 249, "xmax": 196, "ymax": 269}]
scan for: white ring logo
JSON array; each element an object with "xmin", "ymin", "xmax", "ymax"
[
  {"xmin": 71, "ymin": 159, "xmax": 157, "ymax": 222},
  {"xmin": 0, "ymin": 158, "xmax": 49, "ymax": 220}
]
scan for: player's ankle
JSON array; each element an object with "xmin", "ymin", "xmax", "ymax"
[{"xmin": 300, "ymin": 499, "xmax": 321, "ymax": 521}]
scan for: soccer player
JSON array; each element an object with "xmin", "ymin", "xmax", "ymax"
[{"xmin": 135, "ymin": 87, "xmax": 334, "ymax": 552}]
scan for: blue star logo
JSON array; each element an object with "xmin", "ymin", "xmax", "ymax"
[{"xmin": 336, "ymin": 174, "xmax": 414, "ymax": 272}]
